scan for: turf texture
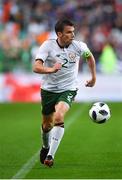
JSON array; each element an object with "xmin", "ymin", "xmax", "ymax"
[{"xmin": 0, "ymin": 102, "xmax": 122, "ymax": 179}]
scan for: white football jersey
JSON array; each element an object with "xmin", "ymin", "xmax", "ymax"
[{"xmin": 35, "ymin": 39, "xmax": 91, "ymax": 92}]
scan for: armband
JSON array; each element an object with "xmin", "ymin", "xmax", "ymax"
[{"xmin": 82, "ymin": 51, "xmax": 91, "ymax": 60}]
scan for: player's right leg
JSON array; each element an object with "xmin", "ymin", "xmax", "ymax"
[
  {"xmin": 40, "ymin": 89, "xmax": 57, "ymax": 165},
  {"xmin": 40, "ymin": 113, "xmax": 54, "ymax": 164},
  {"xmin": 44, "ymin": 101, "xmax": 69, "ymax": 167}
]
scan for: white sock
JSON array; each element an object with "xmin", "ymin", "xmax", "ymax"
[
  {"xmin": 41, "ymin": 129, "xmax": 51, "ymax": 149},
  {"xmin": 47, "ymin": 126, "xmax": 64, "ymax": 158}
]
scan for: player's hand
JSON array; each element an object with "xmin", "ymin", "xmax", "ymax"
[
  {"xmin": 52, "ymin": 63, "xmax": 62, "ymax": 73},
  {"xmin": 85, "ymin": 78, "xmax": 96, "ymax": 87}
]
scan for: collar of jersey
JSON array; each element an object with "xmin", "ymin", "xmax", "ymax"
[{"xmin": 56, "ymin": 39, "xmax": 70, "ymax": 49}]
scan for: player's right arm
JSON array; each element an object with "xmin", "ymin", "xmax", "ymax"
[
  {"xmin": 33, "ymin": 60, "xmax": 62, "ymax": 74},
  {"xmin": 33, "ymin": 40, "xmax": 62, "ymax": 74}
]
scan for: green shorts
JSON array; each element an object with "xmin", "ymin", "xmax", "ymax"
[{"xmin": 41, "ymin": 89, "xmax": 77, "ymax": 115}]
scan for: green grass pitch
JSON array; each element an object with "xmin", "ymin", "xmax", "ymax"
[{"xmin": 0, "ymin": 102, "xmax": 122, "ymax": 179}]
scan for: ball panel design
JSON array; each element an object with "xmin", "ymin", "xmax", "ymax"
[
  {"xmin": 99, "ymin": 102, "xmax": 105, "ymax": 107},
  {"xmin": 99, "ymin": 110, "xmax": 108, "ymax": 116},
  {"xmin": 97, "ymin": 119, "xmax": 106, "ymax": 124},
  {"xmin": 92, "ymin": 110, "xmax": 97, "ymax": 120}
]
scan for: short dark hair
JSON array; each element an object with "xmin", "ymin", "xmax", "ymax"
[{"xmin": 55, "ymin": 19, "xmax": 74, "ymax": 34}]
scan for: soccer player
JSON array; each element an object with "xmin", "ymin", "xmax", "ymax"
[{"xmin": 33, "ymin": 19, "xmax": 96, "ymax": 167}]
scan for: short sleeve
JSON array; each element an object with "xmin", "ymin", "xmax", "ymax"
[
  {"xmin": 80, "ymin": 42, "xmax": 92, "ymax": 60},
  {"xmin": 35, "ymin": 41, "xmax": 49, "ymax": 62}
]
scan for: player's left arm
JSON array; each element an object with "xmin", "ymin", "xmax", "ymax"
[{"xmin": 85, "ymin": 52, "xmax": 96, "ymax": 87}]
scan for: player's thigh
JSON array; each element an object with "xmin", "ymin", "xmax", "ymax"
[
  {"xmin": 55, "ymin": 101, "xmax": 69, "ymax": 116},
  {"xmin": 41, "ymin": 89, "xmax": 59, "ymax": 115},
  {"xmin": 55, "ymin": 90, "xmax": 77, "ymax": 118}
]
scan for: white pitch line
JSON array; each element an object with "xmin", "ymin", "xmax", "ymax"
[
  {"xmin": 11, "ymin": 150, "xmax": 40, "ymax": 179},
  {"xmin": 11, "ymin": 103, "xmax": 88, "ymax": 179},
  {"xmin": 65, "ymin": 103, "xmax": 88, "ymax": 130}
]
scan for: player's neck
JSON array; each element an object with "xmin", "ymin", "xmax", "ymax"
[{"xmin": 56, "ymin": 39, "xmax": 69, "ymax": 48}]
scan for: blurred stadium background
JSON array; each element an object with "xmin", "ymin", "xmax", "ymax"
[
  {"xmin": 0, "ymin": 0, "xmax": 122, "ymax": 102},
  {"xmin": 0, "ymin": 0, "xmax": 122, "ymax": 179}
]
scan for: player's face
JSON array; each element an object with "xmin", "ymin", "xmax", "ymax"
[{"xmin": 58, "ymin": 25, "xmax": 75, "ymax": 45}]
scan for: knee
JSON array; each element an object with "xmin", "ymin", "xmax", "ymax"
[{"xmin": 54, "ymin": 111, "xmax": 64, "ymax": 123}]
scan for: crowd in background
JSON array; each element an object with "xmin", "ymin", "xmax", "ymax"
[{"xmin": 0, "ymin": 0, "xmax": 122, "ymax": 74}]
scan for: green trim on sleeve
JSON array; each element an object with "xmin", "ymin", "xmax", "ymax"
[{"xmin": 82, "ymin": 51, "xmax": 92, "ymax": 60}]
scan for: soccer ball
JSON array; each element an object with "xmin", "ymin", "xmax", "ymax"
[{"xmin": 89, "ymin": 102, "xmax": 111, "ymax": 124}]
